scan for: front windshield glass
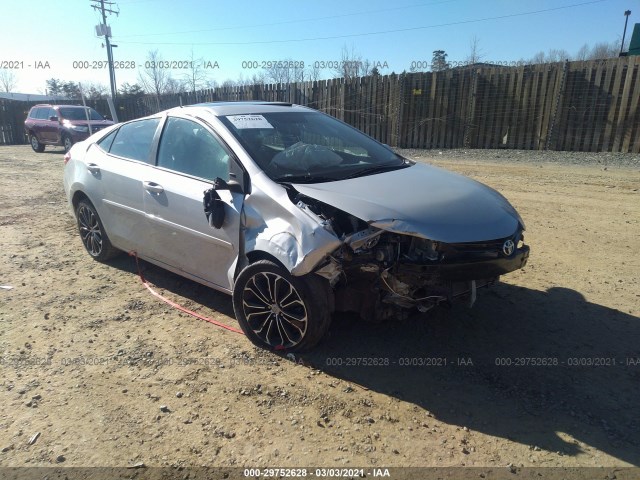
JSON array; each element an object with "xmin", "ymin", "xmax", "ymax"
[
  {"xmin": 220, "ymin": 111, "xmax": 407, "ymax": 183},
  {"xmin": 59, "ymin": 107, "xmax": 104, "ymax": 121}
]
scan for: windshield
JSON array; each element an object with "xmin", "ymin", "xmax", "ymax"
[
  {"xmin": 59, "ymin": 107, "xmax": 105, "ymax": 121},
  {"xmin": 220, "ymin": 111, "xmax": 408, "ymax": 183}
]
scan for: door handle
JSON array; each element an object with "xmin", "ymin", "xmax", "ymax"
[
  {"xmin": 143, "ymin": 181, "xmax": 164, "ymax": 194},
  {"xmin": 87, "ymin": 163, "xmax": 100, "ymax": 173}
]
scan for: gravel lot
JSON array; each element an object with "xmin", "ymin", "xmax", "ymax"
[{"xmin": 0, "ymin": 145, "xmax": 639, "ymax": 473}]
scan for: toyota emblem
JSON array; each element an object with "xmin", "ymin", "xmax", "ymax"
[{"xmin": 502, "ymin": 239, "xmax": 515, "ymax": 256}]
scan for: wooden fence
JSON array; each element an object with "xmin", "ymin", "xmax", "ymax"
[{"xmin": 2, "ymin": 56, "xmax": 639, "ymax": 152}]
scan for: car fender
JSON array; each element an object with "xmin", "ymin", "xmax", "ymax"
[{"xmin": 241, "ymin": 181, "xmax": 341, "ymax": 276}]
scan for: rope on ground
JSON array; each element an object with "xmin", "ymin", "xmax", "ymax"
[{"xmin": 128, "ymin": 251, "xmax": 244, "ymax": 335}]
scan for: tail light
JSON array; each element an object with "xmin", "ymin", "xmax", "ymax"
[{"xmin": 63, "ymin": 152, "xmax": 71, "ymax": 165}]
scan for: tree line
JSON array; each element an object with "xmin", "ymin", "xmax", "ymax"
[{"xmin": 0, "ymin": 37, "xmax": 629, "ymax": 98}]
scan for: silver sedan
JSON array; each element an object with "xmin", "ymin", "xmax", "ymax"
[{"xmin": 63, "ymin": 102, "xmax": 529, "ymax": 351}]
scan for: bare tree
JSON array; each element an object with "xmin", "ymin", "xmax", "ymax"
[
  {"xmin": 183, "ymin": 49, "xmax": 208, "ymax": 100},
  {"xmin": 547, "ymin": 49, "xmax": 571, "ymax": 62},
  {"xmin": 233, "ymin": 72, "xmax": 264, "ymax": 87},
  {"xmin": 333, "ymin": 45, "xmax": 372, "ymax": 80},
  {"xmin": 165, "ymin": 77, "xmax": 186, "ymax": 95},
  {"xmin": 465, "ymin": 35, "xmax": 485, "ymax": 64},
  {"xmin": 529, "ymin": 49, "xmax": 570, "ymax": 64},
  {"xmin": 0, "ymin": 69, "xmax": 18, "ymax": 92},
  {"xmin": 588, "ymin": 41, "xmax": 619, "ymax": 59},
  {"xmin": 530, "ymin": 51, "xmax": 546, "ymax": 64},
  {"xmin": 574, "ymin": 43, "xmax": 590, "ymax": 61},
  {"xmin": 263, "ymin": 59, "xmax": 305, "ymax": 84},
  {"xmin": 138, "ymin": 50, "xmax": 170, "ymax": 108},
  {"xmin": 248, "ymin": 72, "xmax": 266, "ymax": 85},
  {"xmin": 306, "ymin": 63, "xmax": 322, "ymax": 82}
]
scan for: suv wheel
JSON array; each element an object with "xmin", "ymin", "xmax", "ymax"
[
  {"xmin": 233, "ymin": 260, "xmax": 332, "ymax": 352},
  {"xmin": 30, "ymin": 134, "xmax": 45, "ymax": 153},
  {"xmin": 75, "ymin": 199, "xmax": 119, "ymax": 261},
  {"xmin": 63, "ymin": 134, "xmax": 74, "ymax": 153}
]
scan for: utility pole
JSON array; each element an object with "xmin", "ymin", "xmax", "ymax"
[
  {"xmin": 90, "ymin": 0, "xmax": 119, "ymax": 101},
  {"xmin": 621, "ymin": 10, "xmax": 632, "ymax": 56}
]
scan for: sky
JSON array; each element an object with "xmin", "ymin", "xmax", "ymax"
[{"xmin": 0, "ymin": 0, "xmax": 636, "ymax": 95}]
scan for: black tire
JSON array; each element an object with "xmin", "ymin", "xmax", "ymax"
[
  {"xmin": 75, "ymin": 199, "xmax": 119, "ymax": 261},
  {"xmin": 233, "ymin": 260, "xmax": 332, "ymax": 352},
  {"xmin": 30, "ymin": 134, "xmax": 45, "ymax": 153},
  {"xmin": 62, "ymin": 134, "xmax": 74, "ymax": 153}
]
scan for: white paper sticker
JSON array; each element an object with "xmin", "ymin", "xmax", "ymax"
[{"xmin": 227, "ymin": 114, "xmax": 274, "ymax": 129}]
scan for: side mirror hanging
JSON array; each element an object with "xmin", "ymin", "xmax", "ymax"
[{"xmin": 203, "ymin": 188, "xmax": 225, "ymax": 229}]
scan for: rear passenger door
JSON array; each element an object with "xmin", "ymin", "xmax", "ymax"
[
  {"xmin": 38, "ymin": 108, "xmax": 57, "ymax": 143},
  {"xmin": 85, "ymin": 117, "xmax": 161, "ymax": 254},
  {"xmin": 142, "ymin": 115, "xmax": 244, "ymax": 291}
]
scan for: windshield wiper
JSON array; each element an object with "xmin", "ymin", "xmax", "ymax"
[
  {"xmin": 341, "ymin": 161, "xmax": 411, "ymax": 180},
  {"xmin": 272, "ymin": 174, "xmax": 337, "ymax": 184}
]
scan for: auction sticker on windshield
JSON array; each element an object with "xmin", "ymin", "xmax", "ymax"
[{"xmin": 227, "ymin": 114, "xmax": 274, "ymax": 129}]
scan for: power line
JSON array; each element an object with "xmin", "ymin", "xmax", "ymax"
[
  {"xmin": 114, "ymin": 0, "xmax": 609, "ymax": 46},
  {"xmin": 116, "ymin": 0, "xmax": 461, "ymax": 38}
]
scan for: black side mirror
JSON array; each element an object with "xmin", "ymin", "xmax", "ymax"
[
  {"xmin": 49, "ymin": 116, "xmax": 59, "ymax": 122},
  {"xmin": 213, "ymin": 177, "xmax": 244, "ymax": 194},
  {"xmin": 203, "ymin": 188, "xmax": 225, "ymax": 229}
]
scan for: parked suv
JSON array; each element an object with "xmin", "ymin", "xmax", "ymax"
[{"xmin": 25, "ymin": 104, "xmax": 114, "ymax": 153}]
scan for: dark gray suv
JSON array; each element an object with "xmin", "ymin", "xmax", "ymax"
[{"xmin": 24, "ymin": 104, "xmax": 114, "ymax": 153}]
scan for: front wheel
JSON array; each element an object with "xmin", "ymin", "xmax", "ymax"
[
  {"xmin": 75, "ymin": 199, "xmax": 119, "ymax": 261},
  {"xmin": 63, "ymin": 134, "xmax": 73, "ymax": 153},
  {"xmin": 30, "ymin": 134, "xmax": 45, "ymax": 153},
  {"xmin": 233, "ymin": 260, "xmax": 332, "ymax": 352}
]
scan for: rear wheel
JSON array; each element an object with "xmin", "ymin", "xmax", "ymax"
[
  {"xmin": 75, "ymin": 199, "xmax": 119, "ymax": 261},
  {"xmin": 30, "ymin": 134, "xmax": 44, "ymax": 153},
  {"xmin": 233, "ymin": 260, "xmax": 332, "ymax": 352},
  {"xmin": 62, "ymin": 134, "xmax": 73, "ymax": 153}
]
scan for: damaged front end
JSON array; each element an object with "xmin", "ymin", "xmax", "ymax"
[{"xmin": 290, "ymin": 190, "xmax": 530, "ymax": 322}]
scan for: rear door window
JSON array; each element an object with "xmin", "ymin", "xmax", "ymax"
[
  {"xmin": 35, "ymin": 108, "xmax": 49, "ymax": 120},
  {"xmin": 97, "ymin": 128, "xmax": 118, "ymax": 152},
  {"xmin": 109, "ymin": 118, "xmax": 160, "ymax": 163}
]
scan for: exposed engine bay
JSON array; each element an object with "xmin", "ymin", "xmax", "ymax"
[{"xmin": 288, "ymin": 188, "xmax": 529, "ymax": 322}]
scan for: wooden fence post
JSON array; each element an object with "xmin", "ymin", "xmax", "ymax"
[
  {"xmin": 464, "ymin": 68, "xmax": 479, "ymax": 148},
  {"xmin": 545, "ymin": 60, "xmax": 569, "ymax": 150}
]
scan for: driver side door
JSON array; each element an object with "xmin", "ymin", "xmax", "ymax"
[{"xmin": 142, "ymin": 115, "xmax": 244, "ymax": 291}]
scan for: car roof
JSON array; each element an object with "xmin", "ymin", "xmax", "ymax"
[
  {"xmin": 174, "ymin": 101, "xmax": 314, "ymax": 116},
  {"xmin": 31, "ymin": 104, "xmax": 87, "ymax": 109}
]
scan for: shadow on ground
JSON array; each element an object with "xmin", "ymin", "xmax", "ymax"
[
  {"xmin": 306, "ymin": 283, "xmax": 640, "ymax": 465},
  {"xmin": 108, "ymin": 256, "xmax": 640, "ymax": 465}
]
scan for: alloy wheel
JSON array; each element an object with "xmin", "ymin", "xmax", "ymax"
[
  {"xmin": 78, "ymin": 204, "xmax": 103, "ymax": 257},
  {"xmin": 241, "ymin": 272, "xmax": 308, "ymax": 349}
]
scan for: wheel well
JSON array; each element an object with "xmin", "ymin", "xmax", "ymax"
[
  {"xmin": 71, "ymin": 191, "xmax": 90, "ymax": 211},
  {"xmin": 245, "ymin": 250, "xmax": 287, "ymax": 271}
]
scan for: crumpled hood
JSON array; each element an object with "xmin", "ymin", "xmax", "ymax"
[{"xmin": 293, "ymin": 162, "xmax": 523, "ymax": 243}]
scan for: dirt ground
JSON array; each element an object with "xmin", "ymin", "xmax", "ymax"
[{"xmin": 0, "ymin": 144, "xmax": 639, "ymax": 472}]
